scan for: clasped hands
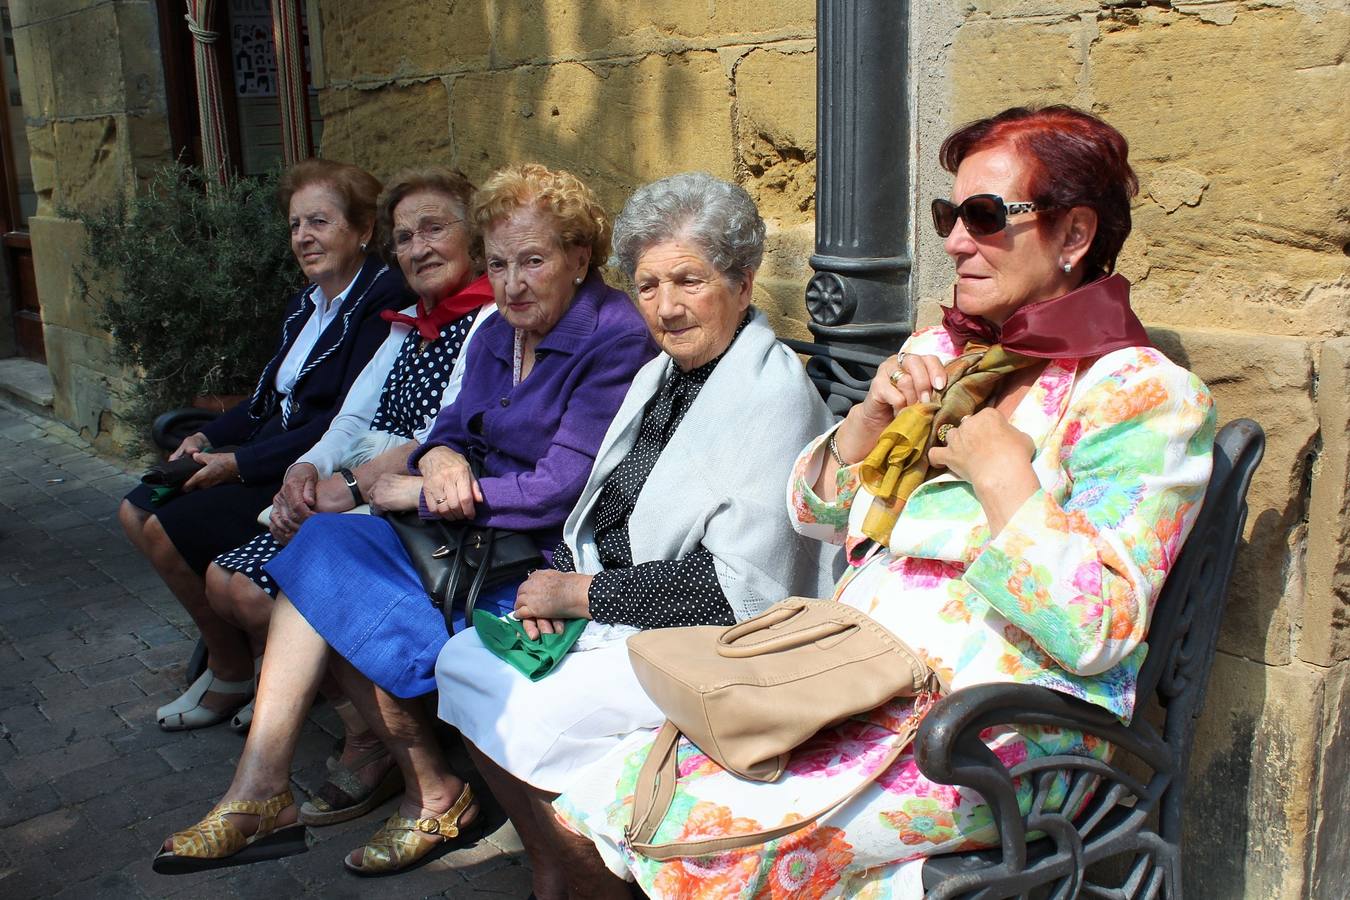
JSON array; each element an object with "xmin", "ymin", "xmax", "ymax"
[
  {"xmin": 833, "ymin": 352, "xmax": 1035, "ymax": 495},
  {"xmin": 170, "ymin": 432, "xmax": 240, "ymax": 493},
  {"xmin": 269, "ymin": 464, "xmax": 426, "ymax": 544},
  {"xmin": 513, "ymin": 569, "xmax": 593, "ymax": 640}
]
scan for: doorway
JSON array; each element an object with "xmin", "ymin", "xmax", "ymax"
[{"xmin": 0, "ymin": 0, "xmax": 40, "ymax": 362}]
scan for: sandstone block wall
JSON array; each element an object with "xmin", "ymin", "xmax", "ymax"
[
  {"xmin": 10, "ymin": 0, "xmax": 174, "ymax": 450},
  {"xmin": 311, "ymin": 0, "xmax": 821, "ymax": 338}
]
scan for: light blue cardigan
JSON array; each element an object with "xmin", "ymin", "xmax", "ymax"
[{"xmin": 561, "ymin": 309, "xmax": 843, "ymax": 622}]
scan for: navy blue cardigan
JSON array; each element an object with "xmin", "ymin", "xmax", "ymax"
[{"xmin": 201, "ymin": 255, "xmax": 412, "ymax": 483}]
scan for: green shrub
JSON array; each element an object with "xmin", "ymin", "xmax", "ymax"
[{"xmin": 70, "ymin": 165, "xmax": 302, "ymax": 449}]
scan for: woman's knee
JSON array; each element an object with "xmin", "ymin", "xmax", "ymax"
[
  {"xmin": 226, "ymin": 571, "xmax": 273, "ymax": 629},
  {"xmin": 139, "ymin": 514, "xmax": 179, "ymax": 565},
  {"xmin": 205, "ymin": 564, "xmax": 232, "ymax": 618},
  {"xmin": 117, "ymin": 499, "xmax": 151, "ymax": 546}
]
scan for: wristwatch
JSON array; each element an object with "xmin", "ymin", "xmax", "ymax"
[{"xmin": 338, "ymin": 467, "xmax": 363, "ymax": 505}]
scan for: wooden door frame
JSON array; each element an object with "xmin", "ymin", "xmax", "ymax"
[{"xmin": 0, "ymin": 0, "xmax": 35, "ymax": 359}]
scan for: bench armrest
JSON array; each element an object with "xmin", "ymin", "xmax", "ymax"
[
  {"xmin": 151, "ymin": 408, "xmax": 220, "ymax": 453},
  {"xmin": 914, "ymin": 682, "xmax": 1171, "ymax": 898}
]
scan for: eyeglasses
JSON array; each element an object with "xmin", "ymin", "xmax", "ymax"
[
  {"xmin": 391, "ymin": 220, "xmax": 462, "ymax": 255},
  {"xmin": 931, "ymin": 194, "xmax": 1050, "ymax": 238}
]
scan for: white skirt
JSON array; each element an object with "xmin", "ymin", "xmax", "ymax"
[{"xmin": 435, "ymin": 623, "xmax": 664, "ymax": 793}]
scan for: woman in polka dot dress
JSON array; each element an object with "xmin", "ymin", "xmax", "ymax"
[{"xmin": 199, "ymin": 170, "xmax": 494, "ymax": 789}]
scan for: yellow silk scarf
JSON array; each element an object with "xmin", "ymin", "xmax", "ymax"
[{"xmin": 858, "ymin": 343, "xmax": 1040, "ymax": 545}]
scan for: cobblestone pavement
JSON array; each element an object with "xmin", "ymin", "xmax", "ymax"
[{"xmin": 0, "ymin": 400, "xmax": 532, "ymax": 899}]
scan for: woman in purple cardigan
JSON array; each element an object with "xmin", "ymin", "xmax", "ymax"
[{"xmin": 151, "ymin": 164, "xmax": 656, "ymax": 878}]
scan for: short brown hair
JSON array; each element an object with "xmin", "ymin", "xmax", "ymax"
[
  {"xmin": 939, "ymin": 106, "xmax": 1138, "ymax": 282},
  {"xmin": 278, "ymin": 159, "xmax": 382, "ymax": 235},
  {"xmin": 471, "ymin": 163, "xmax": 611, "ymax": 265},
  {"xmin": 375, "ymin": 167, "xmax": 479, "ymax": 266}
]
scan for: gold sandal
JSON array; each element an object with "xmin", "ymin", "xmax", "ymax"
[
  {"xmin": 151, "ymin": 790, "xmax": 308, "ymax": 874},
  {"xmin": 342, "ymin": 783, "xmax": 478, "ymax": 877}
]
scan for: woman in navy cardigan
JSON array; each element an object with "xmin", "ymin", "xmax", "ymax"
[{"xmin": 118, "ymin": 159, "xmax": 411, "ymax": 731}]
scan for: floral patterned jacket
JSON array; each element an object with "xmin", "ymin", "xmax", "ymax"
[{"xmin": 789, "ymin": 326, "xmax": 1216, "ymax": 721}]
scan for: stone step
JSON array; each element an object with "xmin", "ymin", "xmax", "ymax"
[{"xmin": 0, "ymin": 356, "xmax": 55, "ymax": 415}]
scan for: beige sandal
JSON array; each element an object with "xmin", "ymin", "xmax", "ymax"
[{"xmin": 342, "ymin": 783, "xmax": 478, "ymax": 877}]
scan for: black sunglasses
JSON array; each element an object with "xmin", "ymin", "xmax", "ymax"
[{"xmin": 931, "ymin": 194, "xmax": 1050, "ymax": 238}]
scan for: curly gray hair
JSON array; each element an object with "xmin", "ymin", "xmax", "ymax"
[{"xmin": 611, "ymin": 173, "xmax": 766, "ymax": 284}]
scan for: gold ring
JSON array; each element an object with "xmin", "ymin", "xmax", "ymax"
[
  {"xmin": 888, "ymin": 369, "xmax": 904, "ymax": 387},
  {"xmin": 936, "ymin": 423, "xmax": 954, "ymax": 444}
]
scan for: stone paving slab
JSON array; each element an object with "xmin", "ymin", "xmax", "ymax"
[{"xmin": 0, "ymin": 400, "xmax": 531, "ymax": 898}]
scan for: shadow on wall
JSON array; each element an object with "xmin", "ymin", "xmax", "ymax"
[
  {"xmin": 474, "ymin": 3, "xmax": 702, "ymax": 217},
  {"xmin": 1148, "ymin": 330, "xmax": 1309, "ymax": 897},
  {"xmin": 1149, "ymin": 328, "xmax": 1310, "ymax": 667},
  {"xmin": 317, "ymin": 2, "xmax": 707, "ymax": 225}
]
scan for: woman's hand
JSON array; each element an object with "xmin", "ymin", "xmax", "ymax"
[
  {"xmin": 169, "ymin": 431, "xmax": 208, "ymax": 462},
  {"xmin": 514, "ymin": 570, "xmax": 593, "ymax": 640},
  {"xmin": 927, "ymin": 408, "xmax": 1039, "ymax": 535},
  {"xmin": 269, "ymin": 463, "xmax": 318, "ymax": 543},
  {"xmin": 368, "ymin": 474, "xmax": 425, "ymax": 515},
  {"xmin": 182, "ymin": 451, "xmax": 239, "ymax": 492},
  {"xmin": 418, "ymin": 446, "xmax": 483, "ymax": 520},
  {"xmin": 832, "ymin": 353, "xmax": 949, "ymax": 465}
]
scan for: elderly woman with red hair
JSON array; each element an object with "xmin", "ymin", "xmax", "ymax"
[{"xmin": 551, "ymin": 105, "xmax": 1217, "ymax": 898}]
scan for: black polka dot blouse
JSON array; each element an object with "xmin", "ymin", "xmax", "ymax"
[{"xmin": 552, "ymin": 315, "xmax": 752, "ymax": 629}]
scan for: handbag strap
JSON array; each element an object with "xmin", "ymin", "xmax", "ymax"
[
  {"xmin": 462, "ymin": 527, "xmax": 497, "ymax": 625},
  {"xmin": 438, "ymin": 524, "xmax": 473, "ymax": 617},
  {"xmin": 625, "ymin": 687, "xmax": 936, "ymax": 860}
]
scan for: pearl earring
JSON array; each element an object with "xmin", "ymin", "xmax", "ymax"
[
  {"xmin": 574, "ymin": 275, "xmax": 583, "ymax": 286},
  {"xmin": 1061, "ymin": 261, "xmax": 1072, "ymax": 273},
  {"xmin": 360, "ymin": 242, "xmax": 368, "ymax": 253}
]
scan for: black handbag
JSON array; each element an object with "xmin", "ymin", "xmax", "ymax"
[{"xmin": 383, "ymin": 511, "xmax": 543, "ymax": 633}]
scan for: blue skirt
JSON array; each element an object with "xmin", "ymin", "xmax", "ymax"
[{"xmin": 265, "ymin": 513, "xmax": 518, "ymax": 698}]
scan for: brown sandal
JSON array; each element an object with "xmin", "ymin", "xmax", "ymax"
[
  {"xmin": 300, "ymin": 747, "xmax": 405, "ymax": 826},
  {"xmin": 342, "ymin": 783, "xmax": 479, "ymax": 877}
]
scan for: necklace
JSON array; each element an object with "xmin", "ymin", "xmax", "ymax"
[{"xmin": 512, "ymin": 329, "xmax": 525, "ymax": 387}]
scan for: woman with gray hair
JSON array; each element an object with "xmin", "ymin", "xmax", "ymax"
[{"xmin": 434, "ymin": 171, "xmax": 840, "ymax": 898}]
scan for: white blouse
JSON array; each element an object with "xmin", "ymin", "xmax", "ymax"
[
  {"xmin": 293, "ymin": 302, "xmax": 496, "ymax": 478},
  {"xmin": 272, "ymin": 271, "xmax": 360, "ymax": 403}
]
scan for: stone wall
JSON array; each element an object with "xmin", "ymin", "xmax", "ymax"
[
  {"xmin": 9, "ymin": 0, "xmax": 174, "ymax": 450},
  {"xmin": 310, "ymin": 0, "xmax": 821, "ymax": 338},
  {"xmin": 909, "ymin": 1, "xmax": 1350, "ymax": 896}
]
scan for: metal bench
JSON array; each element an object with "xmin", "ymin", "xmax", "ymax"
[{"xmin": 788, "ymin": 341, "xmax": 1264, "ymax": 899}]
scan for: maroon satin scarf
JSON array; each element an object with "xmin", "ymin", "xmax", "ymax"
[
  {"xmin": 381, "ymin": 273, "xmax": 495, "ymax": 342},
  {"xmin": 942, "ymin": 273, "xmax": 1151, "ymax": 359}
]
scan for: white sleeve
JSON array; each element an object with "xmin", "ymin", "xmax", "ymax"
[
  {"xmin": 292, "ymin": 317, "xmax": 412, "ymax": 479},
  {"xmin": 412, "ymin": 302, "xmax": 497, "ymax": 444}
]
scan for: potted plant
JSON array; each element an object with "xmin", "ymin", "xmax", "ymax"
[{"xmin": 71, "ymin": 165, "xmax": 301, "ymax": 452}]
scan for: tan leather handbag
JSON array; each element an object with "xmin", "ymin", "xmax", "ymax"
[{"xmin": 625, "ymin": 597, "xmax": 941, "ymax": 859}]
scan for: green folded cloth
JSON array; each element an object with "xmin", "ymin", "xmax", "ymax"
[
  {"xmin": 472, "ymin": 610, "xmax": 588, "ymax": 681},
  {"xmin": 149, "ymin": 485, "xmax": 178, "ymax": 507}
]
